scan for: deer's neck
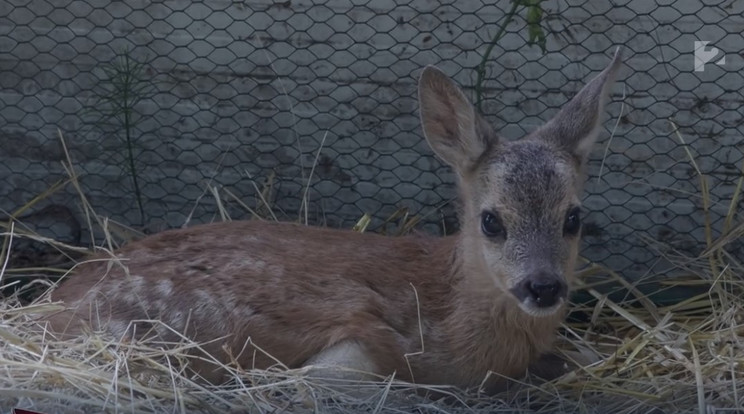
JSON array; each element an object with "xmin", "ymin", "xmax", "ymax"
[{"xmin": 424, "ymin": 234, "xmax": 566, "ymax": 388}]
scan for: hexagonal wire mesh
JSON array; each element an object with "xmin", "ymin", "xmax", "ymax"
[{"xmin": 0, "ymin": 0, "xmax": 743, "ymax": 283}]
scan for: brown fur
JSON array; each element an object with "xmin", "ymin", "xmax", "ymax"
[{"xmin": 46, "ymin": 51, "xmax": 622, "ymax": 390}]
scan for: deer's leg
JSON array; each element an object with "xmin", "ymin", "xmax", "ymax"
[
  {"xmin": 302, "ymin": 339, "xmax": 380, "ymax": 382},
  {"xmin": 527, "ymin": 352, "xmax": 571, "ymax": 381},
  {"xmin": 528, "ymin": 348, "xmax": 601, "ymax": 381}
]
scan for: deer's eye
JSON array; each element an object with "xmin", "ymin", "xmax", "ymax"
[
  {"xmin": 481, "ymin": 211, "xmax": 506, "ymax": 239},
  {"xmin": 563, "ymin": 206, "xmax": 582, "ymax": 236}
]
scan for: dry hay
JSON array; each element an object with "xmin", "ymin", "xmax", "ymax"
[
  {"xmin": 0, "ymin": 129, "xmax": 742, "ymax": 414},
  {"xmin": 1, "ymin": 224, "xmax": 742, "ymax": 414}
]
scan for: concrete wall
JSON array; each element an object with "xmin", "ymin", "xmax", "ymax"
[{"xmin": 1, "ymin": 0, "xmax": 743, "ymax": 279}]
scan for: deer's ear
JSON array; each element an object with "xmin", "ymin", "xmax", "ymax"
[
  {"xmin": 536, "ymin": 49, "xmax": 622, "ymax": 164},
  {"xmin": 418, "ymin": 66, "xmax": 497, "ymax": 173}
]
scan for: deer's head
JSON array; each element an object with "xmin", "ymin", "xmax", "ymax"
[{"xmin": 419, "ymin": 51, "xmax": 621, "ymax": 317}]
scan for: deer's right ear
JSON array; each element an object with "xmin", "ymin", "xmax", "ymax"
[{"xmin": 418, "ymin": 66, "xmax": 496, "ymax": 173}]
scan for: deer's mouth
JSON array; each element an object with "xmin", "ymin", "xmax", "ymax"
[
  {"xmin": 514, "ymin": 296, "xmax": 566, "ymax": 317},
  {"xmin": 509, "ymin": 273, "xmax": 568, "ymax": 317}
]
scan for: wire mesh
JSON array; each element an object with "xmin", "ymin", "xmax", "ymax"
[{"xmin": 1, "ymin": 0, "xmax": 743, "ymax": 281}]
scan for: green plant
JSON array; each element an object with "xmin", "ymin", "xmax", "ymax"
[
  {"xmin": 474, "ymin": 0, "xmax": 549, "ymax": 111},
  {"xmin": 84, "ymin": 49, "xmax": 155, "ymax": 226}
]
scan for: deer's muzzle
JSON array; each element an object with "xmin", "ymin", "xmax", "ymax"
[{"xmin": 510, "ymin": 271, "xmax": 567, "ymax": 311}]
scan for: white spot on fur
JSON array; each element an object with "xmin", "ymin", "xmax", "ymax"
[
  {"xmin": 130, "ymin": 275, "xmax": 146, "ymax": 291},
  {"xmin": 156, "ymin": 279, "xmax": 174, "ymax": 296},
  {"xmin": 106, "ymin": 279, "xmax": 123, "ymax": 293},
  {"xmin": 238, "ymin": 305, "xmax": 254, "ymax": 319},
  {"xmin": 114, "ymin": 275, "xmax": 147, "ymax": 305},
  {"xmin": 107, "ymin": 320, "xmax": 129, "ymax": 337},
  {"xmin": 196, "ymin": 289, "xmax": 218, "ymax": 306},
  {"xmin": 246, "ymin": 258, "xmax": 265, "ymax": 269}
]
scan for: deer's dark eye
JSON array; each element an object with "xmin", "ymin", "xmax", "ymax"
[
  {"xmin": 481, "ymin": 211, "xmax": 506, "ymax": 238},
  {"xmin": 563, "ymin": 207, "xmax": 582, "ymax": 236}
]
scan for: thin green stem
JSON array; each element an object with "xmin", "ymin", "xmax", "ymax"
[
  {"xmin": 124, "ymin": 106, "xmax": 144, "ymax": 225},
  {"xmin": 120, "ymin": 53, "xmax": 145, "ymax": 226},
  {"xmin": 475, "ymin": 1, "xmax": 522, "ymax": 111}
]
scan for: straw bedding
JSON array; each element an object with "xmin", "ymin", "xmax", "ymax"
[{"xmin": 0, "ymin": 131, "xmax": 741, "ymax": 413}]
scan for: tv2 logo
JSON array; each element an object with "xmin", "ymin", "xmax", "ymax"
[{"xmin": 694, "ymin": 41, "xmax": 725, "ymax": 72}]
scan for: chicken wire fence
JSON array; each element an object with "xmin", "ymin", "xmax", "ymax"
[{"xmin": 1, "ymin": 0, "xmax": 743, "ymax": 282}]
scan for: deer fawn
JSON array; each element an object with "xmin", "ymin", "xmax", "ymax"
[{"xmin": 47, "ymin": 51, "xmax": 622, "ymax": 391}]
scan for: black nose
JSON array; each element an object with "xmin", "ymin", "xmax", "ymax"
[
  {"xmin": 527, "ymin": 279, "xmax": 564, "ymax": 308},
  {"xmin": 510, "ymin": 273, "xmax": 567, "ymax": 308}
]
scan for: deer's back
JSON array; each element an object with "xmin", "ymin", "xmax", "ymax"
[{"xmin": 48, "ymin": 220, "xmax": 455, "ymax": 377}]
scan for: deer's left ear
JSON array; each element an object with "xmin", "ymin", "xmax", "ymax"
[{"xmin": 536, "ymin": 49, "xmax": 622, "ymax": 164}]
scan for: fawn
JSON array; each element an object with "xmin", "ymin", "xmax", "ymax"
[{"xmin": 46, "ymin": 51, "xmax": 622, "ymax": 391}]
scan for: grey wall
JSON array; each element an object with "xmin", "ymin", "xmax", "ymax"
[{"xmin": 1, "ymin": 0, "xmax": 743, "ymax": 280}]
